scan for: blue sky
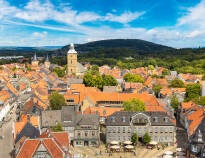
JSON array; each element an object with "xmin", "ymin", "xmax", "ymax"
[{"xmin": 0, "ymin": 0, "xmax": 205, "ymax": 48}]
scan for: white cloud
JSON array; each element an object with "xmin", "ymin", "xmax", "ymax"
[
  {"xmin": 32, "ymin": 31, "xmax": 47, "ymax": 38},
  {"xmin": 186, "ymin": 30, "xmax": 202, "ymax": 38},
  {"xmin": 0, "ymin": 0, "xmax": 17, "ymax": 19},
  {"xmin": 104, "ymin": 11, "xmax": 145, "ymax": 24},
  {"xmin": 178, "ymin": 0, "xmax": 205, "ymax": 28},
  {"xmin": 5, "ymin": 0, "xmax": 143, "ymax": 25}
]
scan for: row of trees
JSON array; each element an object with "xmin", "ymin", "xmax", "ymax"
[
  {"xmin": 83, "ymin": 73, "xmax": 117, "ymax": 89},
  {"xmin": 131, "ymin": 133, "xmax": 151, "ymax": 145}
]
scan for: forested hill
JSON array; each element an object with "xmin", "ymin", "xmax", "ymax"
[{"xmin": 53, "ymin": 39, "xmax": 175, "ymax": 56}]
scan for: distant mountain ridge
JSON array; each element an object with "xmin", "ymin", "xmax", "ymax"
[{"xmin": 54, "ymin": 39, "xmax": 175, "ymax": 56}]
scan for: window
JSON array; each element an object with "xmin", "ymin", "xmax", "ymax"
[
  {"xmin": 112, "ymin": 117, "xmax": 115, "ymax": 123},
  {"xmin": 85, "ymin": 131, "xmax": 88, "ymax": 137},
  {"xmin": 66, "ymin": 99, "xmax": 74, "ymax": 102},
  {"xmin": 122, "ymin": 116, "xmax": 126, "ymax": 122},
  {"xmin": 154, "ymin": 117, "xmax": 158, "ymax": 122},
  {"xmin": 191, "ymin": 145, "xmax": 197, "ymax": 152},
  {"xmin": 164, "ymin": 117, "xmax": 168, "ymax": 122},
  {"xmin": 92, "ymin": 131, "xmax": 95, "ymax": 136},
  {"xmin": 123, "ymin": 127, "xmax": 125, "ymax": 133},
  {"xmin": 78, "ymin": 132, "xmax": 81, "ymax": 136},
  {"xmin": 118, "ymin": 127, "xmax": 120, "ymax": 133}
]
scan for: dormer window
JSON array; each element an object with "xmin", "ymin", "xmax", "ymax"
[
  {"xmin": 164, "ymin": 117, "xmax": 168, "ymax": 122},
  {"xmin": 198, "ymin": 130, "xmax": 203, "ymax": 142},
  {"xmin": 154, "ymin": 117, "xmax": 158, "ymax": 122},
  {"xmin": 122, "ymin": 116, "xmax": 126, "ymax": 123},
  {"xmin": 191, "ymin": 145, "xmax": 197, "ymax": 152},
  {"xmin": 112, "ymin": 117, "xmax": 115, "ymax": 123}
]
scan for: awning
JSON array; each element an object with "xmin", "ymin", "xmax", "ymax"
[
  {"xmin": 125, "ymin": 145, "xmax": 134, "ymax": 149},
  {"xmin": 123, "ymin": 141, "xmax": 132, "ymax": 145},
  {"xmin": 176, "ymin": 152, "xmax": 185, "ymax": 156},
  {"xmin": 164, "ymin": 151, "xmax": 173, "ymax": 155},
  {"xmin": 176, "ymin": 148, "xmax": 184, "ymax": 152},
  {"xmin": 149, "ymin": 141, "xmax": 157, "ymax": 145},
  {"xmin": 163, "ymin": 155, "xmax": 173, "ymax": 158},
  {"xmin": 110, "ymin": 145, "xmax": 120, "ymax": 149},
  {"xmin": 110, "ymin": 141, "xmax": 119, "ymax": 145}
]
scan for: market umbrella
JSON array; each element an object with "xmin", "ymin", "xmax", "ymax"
[
  {"xmin": 164, "ymin": 151, "xmax": 173, "ymax": 155},
  {"xmin": 176, "ymin": 148, "xmax": 184, "ymax": 152},
  {"xmin": 163, "ymin": 155, "xmax": 173, "ymax": 158},
  {"xmin": 149, "ymin": 141, "xmax": 158, "ymax": 145},
  {"xmin": 123, "ymin": 141, "xmax": 132, "ymax": 145},
  {"xmin": 110, "ymin": 141, "xmax": 119, "ymax": 145},
  {"xmin": 125, "ymin": 145, "xmax": 134, "ymax": 149},
  {"xmin": 177, "ymin": 152, "xmax": 185, "ymax": 156},
  {"xmin": 110, "ymin": 145, "xmax": 120, "ymax": 149}
]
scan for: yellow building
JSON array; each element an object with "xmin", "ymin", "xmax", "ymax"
[
  {"xmin": 67, "ymin": 43, "xmax": 78, "ymax": 76},
  {"xmin": 31, "ymin": 53, "xmax": 39, "ymax": 67}
]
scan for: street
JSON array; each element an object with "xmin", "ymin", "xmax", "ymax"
[{"xmin": 0, "ymin": 120, "xmax": 14, "ymax": 158}]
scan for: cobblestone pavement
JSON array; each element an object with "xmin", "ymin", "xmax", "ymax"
[{"xmin": 72, "ymin": 144, "xmax": 177, "ymax": 158}]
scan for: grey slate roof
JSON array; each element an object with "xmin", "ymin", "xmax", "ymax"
[
  {"xmin": 67, "ymin": 78, "xmax": 83, "ymax": 85},
  {"xmin": 41, "ymin": 110, "xmax": 61, "ymax": 127},
  {"xmin": 61, "ymin": 106, "xmax": 99, "ymax": 129},
  {"xmin": 15, "ymin": 122, "xmax": 40, "ymax": 143},
  {"xmin": 106, "ymin": 111, "xmax": 174, "ymax": 126},
  {"xmin": 103, "ymin": 86, "xmax": 117, "ymax": 93}
]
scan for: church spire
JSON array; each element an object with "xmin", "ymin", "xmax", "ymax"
[
  {"xmin": 45, "ymin": 54, "xmax": 49, "ymax": 62},
  {"xmin": 33, "ymin": 53, "xmax": 38, "ymax": 61}
]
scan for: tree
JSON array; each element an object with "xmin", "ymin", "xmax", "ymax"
[
  {"xmin": 148, "ymin": 65, "xmax": 155, "ymax": 70},
  {"xmin": 143, "ymin": 133, "xmax": 151, "ymax": 144},
  {"xmin": 13, "ymin": 73, "xmax": 16, "ymax": 78},
  {"xmin": 131, "ymin": 133, "xmax": 138, "ymax": 145},
  {"xmin": 123, "ymin": 73, "xmax": 144, "ymax": 83},
  {"xmin": 185, "ymin": 83, "xmax": 201, "ymax": 101},
  {"xmin": 162, "ymin": 69, "xmax": 170, "ymax": 75},
  {"xmin": 153, "ymin": 84, "xmax": 162, "ymax": 98},
  {"xmin": 170, "ymin": 94, "xmax": 180, "ymax": 113},
  {"xmin": 123, "ymin": 98, "xmax": 145, "ymax": 111},
  {"xmin": 194, "ymin": 96, "xmax": 205, "ymax": 106},
  {"xmin": 170, "ymin": 79, "xmax": 184, "ymax": 88},
  {"xmin": 52, "ymin": 67, "xmax": 65, "ymax": 77},
  {"xmin": 102, "ymin": 75, "xmax": 118, "ymax": 86},
  {"xmin": 51, "ymin": 123, "xmax": 63, "ymax": 132},
  {"xmin": 49, "ymin": 92, "xmax": 66, "ymax": 110}
]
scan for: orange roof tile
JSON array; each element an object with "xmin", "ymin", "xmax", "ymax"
[
  {"xmin": 17, "ymin": 139, "xmax": 40, "ymax": 158},
  {"xmin": 43, "ymin": 138, "xmax": 63, "ymax": 158},
  {"xmin": 52, "ymin": 132, "xmax": 69, "ymax": 153},
  {"xmin": 14, "ymin": 122, "xmax": 27, "ymax": 140},
  {"xmin": 85, "ymin": 107, "xmax": 123, "ymax": 117},
  {"xmin": 181, "ymin": 101, "xmax": 196, "ymax": 110}
]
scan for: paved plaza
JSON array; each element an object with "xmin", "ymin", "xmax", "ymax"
[{"xmin": 72, "ymin": 144, "xmax": 177, "ymax": 158}]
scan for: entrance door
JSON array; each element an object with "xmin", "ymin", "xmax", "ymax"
[{"xmin": 84, "ymin": 141, "xmax": 89, "ymax": 146}]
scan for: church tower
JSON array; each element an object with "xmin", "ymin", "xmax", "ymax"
[
  {"xmin": 67, "ymin": 43, "xmax": 77, "ymax": 76},
  {"xmin": 32, "ymin": 53, "xmax": 39, "ymax": 67},
  {"xmin": 44, "ymin": 54, "xmax": 50, "ymax": 69}
]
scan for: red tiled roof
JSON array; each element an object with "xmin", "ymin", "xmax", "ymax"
[
  {"xmin": 43, "ymin": 138, "xmax": 63, "ymax": 158},
  {"xmin": 17, "ymin": 139, "xmax": 40, "ymax": 158}
]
